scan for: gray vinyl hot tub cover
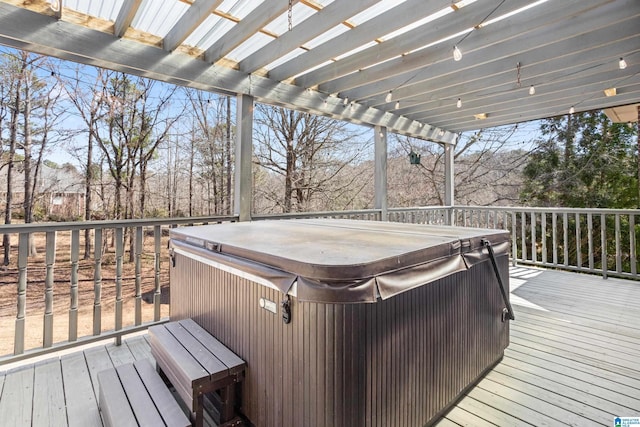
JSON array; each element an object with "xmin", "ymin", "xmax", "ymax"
[{"xmin": 169, "ymin": 219, "xmax": 510, "ymax": 303}]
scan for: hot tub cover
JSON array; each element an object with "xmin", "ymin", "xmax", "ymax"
[{"xmin": 170, "ymin": 219, "xmax": 510, "ymax": 303}]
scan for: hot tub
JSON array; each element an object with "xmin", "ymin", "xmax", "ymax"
[{"xmin": 169, "ymin": 219, "xmax": 511, "ymax": 427}]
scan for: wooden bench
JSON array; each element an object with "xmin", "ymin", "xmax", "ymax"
[
  {"xmin": 98, "ymin": 358, "xmax": 191, "ymax": 427},
  {"xmin": 149, "ymin": 319, "xmax": 246, "ymax": 427}
]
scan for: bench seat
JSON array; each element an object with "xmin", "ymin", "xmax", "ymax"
[{"xmin": 149, "ymin": 319, "xmax": 246, "ymax": 427}]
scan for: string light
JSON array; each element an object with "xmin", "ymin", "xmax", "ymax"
[
  {"xmin": 619, "ymin": 57, "xmax": 627, "ymax": 70},
  {"xmin": 529, "ymin": 85, "xmax": 535, "ymax": 95},
  {"xmin": 385, "ymin": 91, "xmax": 393, "ymax": 103},
  {"xmin": 453, "ymin": 46, "xmax": 462, "ymax": 61},
  {"xmin": 343, "ymin": 97, "xmax": 349, "ymax": 106},
  {"xmin": 456, "ymin": 98, "xmax": 462, "ymax": 108},
  {"xmin": 350, "ymin": 102, "xmax": 355, "ymax": 112},
  {"xmin": 569, "ymin": 106, "xmax": 575, "ymax": 114},
  {"xmin": 395, "ymin": 101, "xmax": 400, "ymax": 109}
]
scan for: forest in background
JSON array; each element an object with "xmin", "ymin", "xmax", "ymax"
[{"xmin": 1, "ymin": 48, "xmax": 638, "ymax": 229}]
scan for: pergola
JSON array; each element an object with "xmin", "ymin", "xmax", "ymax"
[{"xmin": 0, "ymin": 0, "xmax": 638, "ymax": 220}]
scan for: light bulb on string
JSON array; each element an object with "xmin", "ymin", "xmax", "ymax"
[
  {"xmin": 456, "ymin": 98, "xmax": 462, "ymax": 108},
  {"xmin": 453, "ymin": 46, "xmax": 462, "ymax": 61},
  {"xmin": 569, "ymin": 106, "xmax": 575, "ymax": 115},
  {"xmin": 619, "ymin": 58, "xmax": 627, "ymax": 70},
  {"xmin": 385, "ymin": 91, "xmax": 393, "ymax": 103},
  {"xmin": 343, "ymin": 97, "xmax": 349, "ymax": 106},
  {"xmin": 395, "ymin": 101, "xmax": 400, "ymax": 109},
  {"xmin": 529, "ymin": 85, "xmax": 535, "ymax": 95}
]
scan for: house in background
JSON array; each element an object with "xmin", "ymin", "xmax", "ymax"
[{"xmin": 0, "ymin": 162, "xmax": 85, "ymax": 221}]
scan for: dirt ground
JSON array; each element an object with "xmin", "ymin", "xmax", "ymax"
[{"xmin": 0, "ymin": 230, "xmax": 171, "ymax": 356}]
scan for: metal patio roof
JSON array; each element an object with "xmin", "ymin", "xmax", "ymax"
[{"xmin": 0, "ymin": 0, "xmax": 638, "ymax": 144}]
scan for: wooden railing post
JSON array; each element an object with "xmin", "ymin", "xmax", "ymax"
[
  {"xmin": 14, "ymin": 233, "xmax": 28, "ymax": 355},
  {"xmin": 135, "ymin": 226, "xmax": 143, "ymax": 326},
  {"xmin": 154, "ymin": 225, "xmax": 162, "ymax": 322},
  {"xmin": 69, "ymin": 229, "xmax": 79, "ymax": 342},
  {"xmin": 93, "ymin": 228, "xmax": 102, "ymax": 336},
  {"xmin": 114, "ymin": 227, "xmax": 124, "ymax": 345},
  {"xmin": 43, "ymin": 231, "xmax": 56, "ymax": 348}
]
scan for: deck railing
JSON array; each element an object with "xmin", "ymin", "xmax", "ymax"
[
  {"xmin": 2, "ymin": 205, "xmax": 637, "ymax": 365},
  {"xmin": 390, "ymin": 205, "xmax": 640, "ymax": 280},
  {"xmin": 0, "ymin": 216, "xmax": 237, "ymax": 364},
  {"xmin": 0, "ymin": 210, "xmax": 379, "ymax": 365}
]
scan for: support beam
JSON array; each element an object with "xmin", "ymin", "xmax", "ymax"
[
  {"xmin": 235, "ymin": 94, "xmax": 254, "ymax": 222},
  {"xmin": 114, "ymin": 0, "xmax": 142, "ymax": 37},
  {"xmin": 374, "ymin": 126, "xmax": 388, "ymax": 221},
  {"xmin": 163, "ymin": 0, "xmax": 224, "ymax": 52},
  {"xmin": 0, "ymin": 3, "xmax": 452, "ymax": 144},
  {"xmin": 444, "ymin": 143, "xmax": 455, "ymax": 226}
]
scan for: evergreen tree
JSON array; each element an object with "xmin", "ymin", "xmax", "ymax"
[{"xmin": 521, "ymin": 111, "xmax": 637, "ymax": 208}]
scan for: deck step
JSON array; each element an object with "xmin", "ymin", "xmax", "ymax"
[{"xmin": 98, "ymin": 358, "xmax": 190, "ymax": 427}]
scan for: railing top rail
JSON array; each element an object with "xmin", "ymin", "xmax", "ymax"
[
  {"xmin": 0, "ymin": 215, "xmax": 239, "ymax": 234},
  {"xmin": 388, "ymin": 206, "xmax": 640, "ymax": 215},
  {"xmin": 252, "ymin": 209, "xmax": 382, "ymax": 221}
]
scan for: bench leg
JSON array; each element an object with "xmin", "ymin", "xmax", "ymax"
[
  {"xmin": 193, "ymin": 393, "xmax": 204, "ymax": 427},
  {"xmin": 219, "ymin": 384, "xmax": 237, "ymax": 423}
]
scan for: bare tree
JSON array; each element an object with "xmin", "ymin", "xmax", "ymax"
[
  {"xmin": 1, "ymin": 52, "xmax": 24, "ymax": 264},
  {"xmin": 253, "ymin": 105, "xmax": 368, "ymax": 213},
  {"xmin": 64, "ymin": 66, "xmax": 107, "ymax": 258},
  {"xmin": 388, "ymin": 126, "xmax": 529, "ymax": 207}
]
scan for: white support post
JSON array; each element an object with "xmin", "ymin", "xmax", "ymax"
[
  {"xmin": 374, "ymin": 126, "xmax": 388, "ymax": 221},
  {"xmin": 444, "ymin": 143, "xmax": 455, "ymax": 225},
  {"xmin": 235, "ymin": 94, "xmax": 254, "ymax": 222}
]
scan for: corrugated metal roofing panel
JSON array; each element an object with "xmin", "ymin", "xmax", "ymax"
[
  {"xmin": 226, "ymin": 32, "xmax": 272, "ymax": 62},
  {"xmin": 304, "ymin": 25, "xmax": 349, "ymax": 50},
  {"xmin": 349, "ymin": 0, "xmax": 406, "ymax": 26},
  {"xmin": 184, "ymin": 13, "xmax": 226, "ymax": 48},
  {"xmin": 64, "ymin": 0, "xmax": 125, "ymax": 21},
  {"xmin": 132, "ymin": 0, "xmax": 188, "ymax": 36},
  {"xmin": 218, "ymin": 0, "xmax": 263, "ymax": 19}
]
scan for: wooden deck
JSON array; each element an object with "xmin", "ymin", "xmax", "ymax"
[{"xmin": 0, "ymin": 266, "xmax": 638, "ymax": 426}]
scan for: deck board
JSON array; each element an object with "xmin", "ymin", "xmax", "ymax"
[
  {"xmin": 0, "ymin": 366, "xmax": 34, "ymax": 427},
  {"xmin": 32, "ymin": 359, "xmax": 68, "ymax": 427},
  {"xmin": 61, "ymin": 352, "xmax": 102, "ymax": 427},
  {"xmin": 0, "ymin": 266, "xmax": 639, "ymax": 427}
]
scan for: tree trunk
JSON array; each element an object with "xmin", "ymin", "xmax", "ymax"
[
  {"xmin": 84, "ymin": 126, "xmax": 94, "ymax": 259},
  {"xmin": 226, "ymin": 96, "xmax": 232, "ymax": 215},
  {"xmin": 3, "ymin": 73, "xmax": 22, "ymax": 265},
  {"xmin": 22, "ymin": 65, "xmax": 37, "ymax": 256},
  {"xmin": 189, "ymin": 131, "xmax": 195, "ymax": 217}
]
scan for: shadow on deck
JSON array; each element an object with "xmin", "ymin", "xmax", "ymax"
[{"xmin": 0, "ymin": 266, "xmax": 638, "ymax": 426}]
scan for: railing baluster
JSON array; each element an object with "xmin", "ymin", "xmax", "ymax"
[
  {"xmin": 14, "ymin": 233, "xmax": 28, "ymax": 355},
  {"xmin": 541, "ymin": 213, "xmax": 547, "ymax": 265},
  {"xmin": 575, "ymin": 213, "xmax": 582, "ymax": 270},
  {"xmin": 135, "ymin": 226, "xmax": 143, "ymax": 326},
  {"xmin": 69, "ymin": 229, "xmax": 79, "ymax": 342},
  {"xmin": 114, "ymin": 228, "xmax": 124, "ymax": 345},
  {"xmin": 531, "ymin": 212, "xmax": 537, "ymax": 264},
  {"xmin": 43, "ymin": 231, "xmax": 56, "ymax": 348},
  {"xmin": 601, "ymin": 214, "xmax": 608, "ymax": 279},
  {"xmin": 520, "ymin": 212, "xmax": 527, "ymax": 261},
  {"xmin": 615, "ymin": 214, "xmax": 621, "ymax": 274},
  {"xmin": 552, "ymin": 212, "xmax": 558, "ymax": 265},
  {"xmin": 630, "ymin": 214, "xmax": 637, "ymax": 276},
  {"xmin": 93, "ymin": 228, "xmax": 102, "ymax": 336},
  {"xmin": 563, "ymin": 213, "xmax": 569, "ymax": 267},
  {"xmin": 154, "ymin": 225, "xmax": 162, "ymax": 322},
  {"xmin": 588, "ymin": 213, "xmax": 594, "ymax": 271},
  {"xmin": 511, "ymin": 211, "xmax": 517, "ymax": 266}
]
